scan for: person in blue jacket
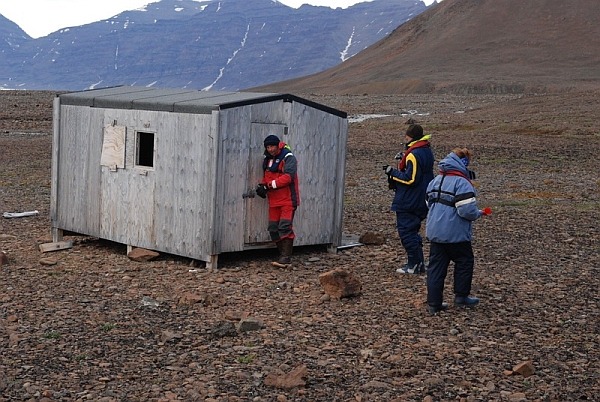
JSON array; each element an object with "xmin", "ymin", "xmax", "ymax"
[
  {"xmin": 383, "ymin": 124, "xmax": 434, "ymax": 274},
  {"xmin": 425, "ymin": 148, "xmax": 490, "ymax": 315}
]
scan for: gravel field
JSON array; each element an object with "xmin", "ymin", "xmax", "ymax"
[{"xmin": 1, "ymin": 90, "xmax": 598, "ymax": 401}]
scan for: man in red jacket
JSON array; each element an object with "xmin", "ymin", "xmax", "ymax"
[{"xmin": 256, "ymin": 135, "xmax": 300, "ymax": 267}]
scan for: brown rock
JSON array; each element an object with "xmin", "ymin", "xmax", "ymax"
[
  {"xmin": 127, "ymin": 247, "xmax": 160, "ymax": 262},
  {"xmin": 39, "ymin": 257, "xmax": 57, "ymax": 266},
  {"xmin": 512, "ymin": 360, "xmax": 535, "ymax": 377},
  {"xmin": 359, "ymin": 231, "xmax": 385, "ymax": 245},
  {"xmin": 319, "ymin": 268, "xmax": 362, "ymax": 299},
  {"xmin": 159, "ymin": 330, "xmax": 183, "ymax": 344},
  {"xmin": 264, "ymin": 364, "xmax": 307, "ymax": 389},
  {"xmin": 8, "ymin": 330, "xmax": 20, "ymax": 347},
  {"xmin": 509, "ymin": 393, "xmax": 527, "ymax": 402},
  {"xmin": 0, "ymin": 251, "xmax": 8, "ymax": 266},
  {"xmin": 224, "ymin": 310, "xmax": 245, "ymax": 321},
  {"xmin": 178, "ymin": 292, "xmax": 204, "ymax": 305}
]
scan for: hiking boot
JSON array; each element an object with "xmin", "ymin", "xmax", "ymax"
[
  {"xmin": 272, "ymin": 238, "xmax": 293, "ymax": 268},
  {"xmin": 454, "ymin": 296, "xmax": 480, "ymax": 307},
  {"xmin": 428, "ymin": 303, "xmax": 448, "ymax": 315},
  {"xmin": 272, "ymin": 255, "xmax": 291, "ymax": 268},
  {"xmin": 396, "ymin": 262, "xmax": 425, "ymax": 274}
]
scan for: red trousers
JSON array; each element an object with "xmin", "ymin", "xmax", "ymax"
[{"xmin": 267, "ymin": 205, "xmax": 296, "ymax": 241}]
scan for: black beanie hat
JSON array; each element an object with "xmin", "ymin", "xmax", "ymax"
[
  {"xmin": 264, "ymin": 135, "xmax": 280, "ymax": 147},
  {"xmin": 405, "ymin": 124, "xmax": 424, "ymax": 140}
]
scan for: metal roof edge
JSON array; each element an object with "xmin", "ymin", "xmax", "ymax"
[
  {"xmin": 219, "ymin": 93, "xmax": 347, "ymax": 118},
  {"xmin": 58, "ymin": 86, "xmax": 347, "ymax": 118}
]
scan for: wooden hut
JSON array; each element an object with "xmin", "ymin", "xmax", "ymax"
[{"xmin": 50, "ymin": 86, "xmax": 348, "ymax": 268}]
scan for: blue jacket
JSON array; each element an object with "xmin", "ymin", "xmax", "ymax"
[
  {"xmin": 389, "ymin": 136, "xmax": 434, "ymax": 213},
  {"xmin": 425, "ymin": 152, "xmax": 483, "ymax": 243}
]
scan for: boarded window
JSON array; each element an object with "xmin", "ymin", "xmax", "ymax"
[
  {"xmin": 100, "ymin": 125, "xmax": 126, "ymax": 169},
  {"xmin": 136, "ymin": 131, "xmax": 155, "ymax": 168}
]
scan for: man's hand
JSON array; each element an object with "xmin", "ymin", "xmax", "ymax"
[
  {"xmin": 255, "ymin": 184, "xmax": 268, "ymax": 198},
  {"xmin": 383, "ymin": 165, "xmax": 393, "ymax": 175}
]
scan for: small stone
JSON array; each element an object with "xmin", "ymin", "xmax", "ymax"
[
  {"xmin": 39, "ymin": 258, "xmax": 57, "ymax": 266},
  {"xmin": 264, "ymin": 364, "xmax": 307, "ymax": 389},
  {"xmin": 512, "ymin": 360, "xmax": 535, "ymax": 377},
  {"xmin": 0, "ymin": 251, "xmax": 8, "ymax": 266},
  {"xmin": 127, "ymin": 247, "xmax": 159, "ymax": 262},
  {"xmin": 237, "ymin": 317, "xmax": 264, "ymax": 332},
  {"xmin": 359, "ymin": 231, "xmax": 385, "ymax": 245},
  {"xmin": 509, "ymin": 392, "xmax": 527, "ymax": 401}
]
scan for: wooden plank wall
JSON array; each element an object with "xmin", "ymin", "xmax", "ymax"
[
  {"xmin": 331, "ymin": 118, "xmax": 349, "ymax": 248},
  {"xmin": 55, "ymin": 105, "xmax": 104, "ymax": 235},
  {"xmin": 55, "ymin": 106, "xmax": 216, "ymax": 260},
  {"xmin": 215, "ymin": 105, "xmax": 254, "ymax": 252},
  {"xmin": 290, "ymin": 102, "xmax": 345, "ymax": 247},
  {"xmin": 50, "ymin": 97, "xmax": 60, "ymax": 231},
  {"xmin": 152, "ymin": 110, "xmax": 215, "ymax": 259},
  {"xmin": 54, "ymin": 98, "xmax": 347, "ymax": 262},
  {"xmin": 215, "ymin": 99, "xmax": 347, "ymax": 251}
]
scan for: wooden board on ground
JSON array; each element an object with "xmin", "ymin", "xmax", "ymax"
[{"xmin": 39, "ymin": 241, "xmax": 73, "ymax": 253}]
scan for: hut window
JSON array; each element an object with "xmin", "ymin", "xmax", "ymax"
[{"xmin": 136, "ymin": 131, "xmax": 155, "ymax": 168}]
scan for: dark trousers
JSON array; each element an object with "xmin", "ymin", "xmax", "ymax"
[
  {"xmin": 396, "ymin": 211, "xmax": 426, "ymax": 265},
  {"xmin": 427, "ymin": 241, "xmax": 475, "ymax": 307}
]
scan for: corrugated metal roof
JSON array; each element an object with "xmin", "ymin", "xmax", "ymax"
[{"xmin": 58, "ymin": 86, "xmax": 347, "ymax": 118}]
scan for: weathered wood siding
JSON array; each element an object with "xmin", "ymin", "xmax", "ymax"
[
  {"xmin": 146, "ymin": 109, "xmax": 216, "ymax": 260},
  {"xmin": 289, "ymin": 101, "xmax": 347, "ymax": 247},
  {"xmin": 215, "ymin": 103, "xmax": 286, "ymax": 251},
  {"xmin": 215, "ymin": 105, "xmax": 250, "ymax": 251},
  {"xmin": 54, "ymin": 105, "xmax": 104, "ymax": 234},
  {"xmin": 52, "ymin": 89, "xmax": 347, "ymax": 265},
  {"xmin": 214, "ymin": 99, "xmax": 347, "ymax": 251},
  {"xmin": 54, "ymin": 106, "xmax": 217, "ymax": 260}
]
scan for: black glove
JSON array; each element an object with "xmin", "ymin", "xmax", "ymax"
[
  {"xmin": 383, "ymin": 165, "xmax": 396, "ymax": 189},
  {"xmin": 255, "ymin": 184, "xmax": 268, "ymax": 198},
  {"xmin": 387, "ymin": 176, "xmax": 396, "ymax": 190}
]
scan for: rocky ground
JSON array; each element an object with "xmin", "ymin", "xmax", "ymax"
[{"xmin": 0, "ymin": 90, "xmax": 598, "ymax": 401}]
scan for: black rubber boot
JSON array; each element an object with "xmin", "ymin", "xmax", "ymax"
[
  {"xmin": 275, "ymin": 240, "xmax": 284, "ymax": 256},
  {"xmin": 272, "ymin": 238, "xmax": 293, "ymax": 267},
  {"xmin": 428, "ymin": 303, "xmax": 449, "ymax": 315}
]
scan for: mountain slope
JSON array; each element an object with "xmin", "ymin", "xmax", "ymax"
[
  {"xmin": 251, "ymin": 0, "xmax": 600, "ymax": 94},
  {"xmin": 0, "ymin": 0, "xmax": 426, "ymax": 91}
]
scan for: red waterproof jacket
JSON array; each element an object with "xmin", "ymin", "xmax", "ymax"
[{"xmin": 261, "ymin": 142, "xmax": 300, "ymax": 208}]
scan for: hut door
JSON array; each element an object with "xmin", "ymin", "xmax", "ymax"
[{"xmin": 244, "ymin": 123, "xmax": 287, "ymax": 244}]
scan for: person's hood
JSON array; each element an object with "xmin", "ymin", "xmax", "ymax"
[
  {"xmin": 438, "ymin": 152, "xmax": 469, "ymax": 175},
  {"xmin": 264, "ymin": 141, "xmax": 290, "ymax": 158},
  {"xmin": 407, "ymin": 134, "xmax": 432, "ymax": 147}
]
